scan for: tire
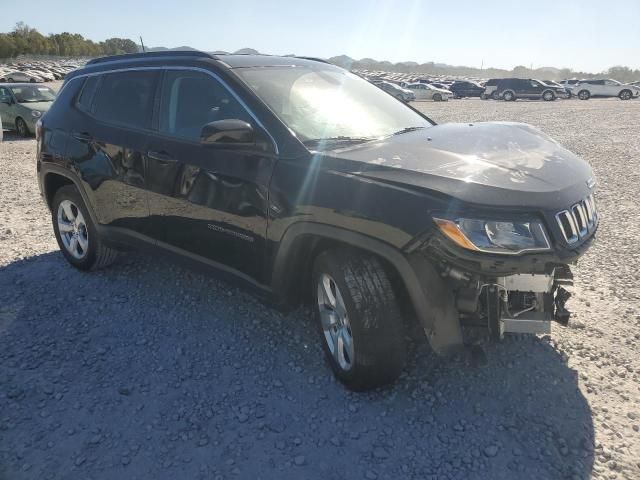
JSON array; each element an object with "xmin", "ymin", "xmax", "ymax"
[
  {"xmin": 433, "ymin": 93, "xmax": 442, "ymax": 102},
  {"xmin": 312, "ymin": 248, "xmax": 406, "ymax": 391},
  {"xmin": 7, "ymin": 77, "xmax": 15, "ymax": 83},
  {"xmin": 480, "ymin": 94, "xmax": 488, "ymax": 100},
  {"xmin": 30, "ymin": 79, "xmax": 36, "ymax": 83},
  {"xmin": 15, "ymin": 117, "xmax": 29, "ymax": 137},
  {"xmin": 619, "ymin": 89, "xmax": 632, "ymax": 100},
  {"xmin": 491, "ymin": 91, "xmax": 500, "ymax": 100},
  {"xmin": 52, "ymin": 185, "xmax": 118, "ymax": 271},
  {"xmin": 577, "ymin": 90, "xmax": 590, "ymax": 100},
  {"xmin": 502, "ymin": 90, "xmax": 516, "ymax": 101},
  {"xmin": 542, "ymin": 90, "xmax": 556, "ymax": 101}
]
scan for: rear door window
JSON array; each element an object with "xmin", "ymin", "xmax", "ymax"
[
  {"xmin": 92, "ymin": 71, "xmax": 159, "ymax": 129},
  {"xmin": 77, "ymin": 75, "xmax": 100, "ymax": 112}
]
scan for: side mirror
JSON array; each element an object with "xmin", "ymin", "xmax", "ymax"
[{"xmin": 200, "ymin": 119, "xmax": 256, "ymax": 146}]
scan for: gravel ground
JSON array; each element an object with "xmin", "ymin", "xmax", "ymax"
[{"xmin": 1, "ymin": 96, "xmax": 639, "ymax": 480}]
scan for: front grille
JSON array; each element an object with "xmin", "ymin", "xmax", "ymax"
[{"xmin": 555, "ymin": 194, "xmax": 597, "ymax": 245}]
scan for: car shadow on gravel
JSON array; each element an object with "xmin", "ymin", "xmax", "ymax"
[{"xmin": 0, "ymin": 251, "xmax": 594, "ymax": 480}]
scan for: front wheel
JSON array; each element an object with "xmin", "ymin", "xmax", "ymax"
[
  {"xmin": 433, "ymin": 93, "xmax": 442, "ymax": 102},
  {"xmin": 52, "ymin": 185, "xmax": 118, "ymax": 271},
  {"xmin": 619, "ymin": 89, "xmax": 632, "ymax": 100},
  {"xmin": 542, "ymin": 90, "xmax": 556, "ymax": 101},
  {"xmin": 312, "ymin": 249, "xmax": 406, "ymax": 391}
]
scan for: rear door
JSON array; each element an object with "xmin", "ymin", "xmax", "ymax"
[
  {"xmin": 65, "ymin": 70, "xmax": 159, "ymax": 235},
  {"xmin": 145, "ymin": 69, "xmax": 277, "ymax": 283}
]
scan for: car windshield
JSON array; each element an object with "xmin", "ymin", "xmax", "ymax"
[
  {"xmin": 11, "ymin": 85, "xmax": 56, "ymax": 103},
  {"xmin": 234, "ymin": 65, "xmax": 431, "ymax": 145}
]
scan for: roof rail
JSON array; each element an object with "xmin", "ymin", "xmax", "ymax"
[
  {"xmin": 86, "ymin": 50, "xmax": 216, "ymax": 66},
  {"xmin": 294, "ymin": 56, "xmax": 331, "ymax": 65}
]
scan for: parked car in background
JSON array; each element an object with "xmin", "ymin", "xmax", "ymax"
[
  {"xmin": 572, "ymin": 79, "xmax": 640, "ymax": 100},
  {"xmin": 481, "ymin": 78, "xmax": 502, "ymax": 99},
  {"xmin": 372, "ymin": 80, "xmax": 416, "ymax": 102},
  {"xmin": 496, "ymin": 78, "xmax": 566, "ymax": 101},
  {"xmin": 0, "ymin": 70, "xmax": 45, "ymax": 83},
  {"xmin": 449, "ymin": 80, "xmax": 484, "ymax": 98},
  {"xmin": 558, "ymin": 79, "xmax": 582, "ymax": 97},
  {"xmin": 0, "ymin": 83, "xmax": 56, "ymax": 137},
  {"xmin": 406, "ymin": 82, "xmax": 451, "ymax": 101}
]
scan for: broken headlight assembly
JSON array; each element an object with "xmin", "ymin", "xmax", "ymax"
[{"xmin": 433, "ymin": 217, "xmax": 551, "ymax": 254}]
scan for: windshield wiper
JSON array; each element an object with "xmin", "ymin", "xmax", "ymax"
[
  {"xmin": 392, "ymin": 126, "xmax": 428, "ymax": 136},
  {"xmin": 302, "ymin": 136, "xmax": 374, "ymax": 148}
]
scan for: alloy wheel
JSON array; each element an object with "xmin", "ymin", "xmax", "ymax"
[
  {"xmin": 620, "ymin": 91, "xmax": 631, "ymax": 100},
  {"xmin": 317, "ymin": 273, "xmax": 355, "ymax": 371},
  {"xmin": 57, "ymin": 200, "xmax": 89, "ymax": 259}
]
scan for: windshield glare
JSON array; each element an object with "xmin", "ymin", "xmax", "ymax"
[
  {"xmin": 11, "ymin": 86, "xmax": 56, "ymax": 103},
  {"xmin": 235, "ymin": 66, "xmax": 430, "ymax": 143}
]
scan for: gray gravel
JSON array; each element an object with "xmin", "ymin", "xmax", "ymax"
[{"xmin": 1, "ymin": 97, "xmax": 639, "ymax": 480}]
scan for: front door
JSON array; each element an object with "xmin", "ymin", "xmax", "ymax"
[{"xmin": 146, "ymin": 69, "xmax": 277, "ymax": 284}]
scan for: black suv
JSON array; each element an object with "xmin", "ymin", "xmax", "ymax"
[
  {"xmin": 496, "ymin": 78, "xmax": 567, "ymax": 101},
  {"xmin": 448, "ymin": 80, "xmax": 484, "ymax": 98},
  {"xmin": 37, "ymin": 52, "xmax": 598, "ymax": 390}
]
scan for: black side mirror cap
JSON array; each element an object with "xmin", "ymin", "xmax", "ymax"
[{"xmin": 200, "ymin": 119, "xmax": 256, "ymax": 146}]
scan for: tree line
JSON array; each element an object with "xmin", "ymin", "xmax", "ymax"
[{"xmin": 0, "ymin": 22, "xmax": 138, "ymax": 59}]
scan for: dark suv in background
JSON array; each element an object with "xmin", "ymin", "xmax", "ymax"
[
  {"xmin": 37, "ymin": 51, "xmax": 598, "ymax": 390},
  {"xmin": 448, "ymin": 80, "xmax": 484, "ymax": 98},
  {"xmin": 496, "ymin": 78, "xmax": 568, "ymax": 101}
]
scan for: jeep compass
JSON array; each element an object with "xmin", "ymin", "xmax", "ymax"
[{"xmin": 37, "ymin": 51, "xmax": 598, "ymax": 390}]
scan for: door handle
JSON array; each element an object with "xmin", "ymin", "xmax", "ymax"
[
  {"xmin": 72, "ymin": 131, "xmax": 92, "ymax": 142},
  {"xmin": 147, "ymin": 150, "xmax": 176, "ymax": 163}
]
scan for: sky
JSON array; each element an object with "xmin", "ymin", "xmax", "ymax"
[{"xmin": 2, "ymin": 0, "xmax": 639, "ymax": 73}]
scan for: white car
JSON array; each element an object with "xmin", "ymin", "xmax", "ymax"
[
  {"xmin": 405, "ymin": 83, "xmax": 451, "ymax": 101},
  {"xmin": 0, "ymin": 70, "xmax": 45, "ymax": 83},
  {"xmin": 572, "ymin": 79, "xmax": 640, "ymax": 100}
]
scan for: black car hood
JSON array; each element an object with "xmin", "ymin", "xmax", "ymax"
[{"xmin": 328, "ymin": 122, "xmax": 594, "ymax": 209}]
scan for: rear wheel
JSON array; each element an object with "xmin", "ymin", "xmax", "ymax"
[
  {"xmin": 619, "ymin": 89, "xmax": 632, "ymax": 100},
  {"xmin": 312, "ymin": 249, "xmax": 406, "ymax": 391},
  {"xmin": 577, "ymin": 90, "xmax": 590, "ymax": 100},
  {"xmin": 503, "ymin": 90, "xmax": 516, "ymax": 101},
  {"xmin": 15, "ymin": 117, "xmax": 29, "ymax": 137},
  {"xmin": 7, "ymin": 77, "xmax": 14, "ymax": 83},
  {"xmin": 433, "ymin": 93, "xmax": 442, "ymax": 102},
  {"xmin": 542, "ymin": 90, "xmax": 556, "ymax": 101},
  {"xmin": 30, "ymin": 78, "xmax": 36, "ymax": 83},
  {"xmin": 52, "ymin": 185, "xmax": 118, "ymax": 271}
]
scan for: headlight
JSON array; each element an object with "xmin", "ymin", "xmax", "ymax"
[
  {"xmin": 433, "ymin": 217, "xmax": 551, "ymax": 254},
  {"xmin": 31, "ymin": 110, "xmax": 42, "ymax": 118}
]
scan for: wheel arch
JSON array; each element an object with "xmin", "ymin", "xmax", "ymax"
[
  {"xmin": 41, "ymin": 167, "xmax": 100, "ymax": 228},
  {"xmin": 44, "ymin": 172, "xmax": 74, "ymax": 209},
  {"xmin": 270, "ymin": 223, "xmax": 463, "ymax": 355}
]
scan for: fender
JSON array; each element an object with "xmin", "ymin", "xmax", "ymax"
[{"xmin": 270, "ymin": 222, "xmax": 464, "ymax": 355}]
